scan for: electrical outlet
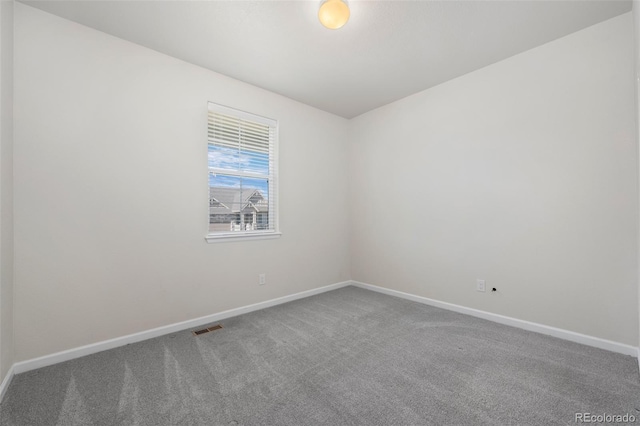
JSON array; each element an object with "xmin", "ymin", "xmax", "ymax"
[
  {"xmin": 476, "ymin": 279, "xmax": 486, "ymax": 292},
  {"xmin": 259, "ymin": 273, "xmax": 266, "ymax": 286}
]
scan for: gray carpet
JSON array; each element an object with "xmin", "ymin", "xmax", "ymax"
[{"xmin": 1, "ymin": 286, "xmax": 639, "ymax": 425}]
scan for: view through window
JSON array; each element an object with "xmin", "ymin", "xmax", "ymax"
[{"xmin": 207, "ymin": 103, "xmax": 277, "ymax": 237}]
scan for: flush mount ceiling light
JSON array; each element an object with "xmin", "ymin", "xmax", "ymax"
[{"xmin": 318, "ymin": 0, "xmax": 350, "ymax": 30}]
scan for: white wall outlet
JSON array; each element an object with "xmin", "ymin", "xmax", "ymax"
[
  {"xmin": 476, "ymin": 279, "xmax": 486, "ymax": 292},
  {"xmin": 259, "ymin": 273, "xmax": 266, "ymax": 286}
]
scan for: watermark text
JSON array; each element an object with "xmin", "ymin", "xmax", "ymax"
[{"xmin": 575, "ymin": 413, "xmax": 636, "ymax": 423}]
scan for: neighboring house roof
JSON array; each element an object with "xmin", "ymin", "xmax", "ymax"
[{"xmin": 209, "ymin": 187, "xmax": 268, "ymax": 214}]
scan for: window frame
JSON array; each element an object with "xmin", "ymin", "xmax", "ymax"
[{"xmin": 205, "ymin": 102, "xmax": 280, "ymax": 243}]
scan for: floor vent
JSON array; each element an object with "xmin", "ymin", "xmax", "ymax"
[{"xmin": 192, "ymin": 324, "xmax": 223, "ymax": 336}]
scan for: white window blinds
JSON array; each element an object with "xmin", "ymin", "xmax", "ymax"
[{"xmin": 207, "ymin": 102, "xmax": 278, "ymax": 238}]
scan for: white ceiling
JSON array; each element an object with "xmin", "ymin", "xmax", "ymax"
[{"xmin": 22, "ymin": 0, "xmax": 632, "ymax": 118}]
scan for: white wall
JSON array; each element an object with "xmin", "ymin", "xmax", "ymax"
[
  {"xmin": 349, "ymin": 13, "xmax": 639, "ymax": 346},
  {"xmin": 13, "ymin": 3, "xmax": 350, "ymax": 362},
  {"xmin": 0, "ymin": 0, "xmax": 13, "ymax": 382},
  {"xmin": 634, "ymin": 1, "xmax": 640, "ymax": 357}
]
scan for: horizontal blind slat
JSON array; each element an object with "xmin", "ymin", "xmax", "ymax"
[
  {"xmin": 208, "ymin": 118, "xmax": 271, "ymax": 136},
  {"xmin": 208, "ymin": 112, "xmax": 271, "ymax": 131},
  {"xmin": 207, "ymin": 128, "xmax": 270, "ymax": 143},
  {"xmin": 207, "ymin": 115, "xmax": 271, "ymax": 135}
]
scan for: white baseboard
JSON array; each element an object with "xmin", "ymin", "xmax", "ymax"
[
  {"xmin": 0, "ymin": 364, "xmax": 14, "ymax": 403},
  {"xmin": 6, "ymin": 279, "xmax": 639, "ymax": 385},
  {"xmin": 11, "ymin": 280, "xmax": 352, "ymax": 375},
  {"xmin": 351, "ymin": 280, "xmax": 639, "ymax": 357}
]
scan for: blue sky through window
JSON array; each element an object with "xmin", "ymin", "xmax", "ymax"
[{"xmin": 208, "ymin": 145, "xmax": 269, "ymax": 195}]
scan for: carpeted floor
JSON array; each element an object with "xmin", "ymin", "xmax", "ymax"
[{"xmin": 1, "ymin": 286, "xmax": 639, "ymax": 425}]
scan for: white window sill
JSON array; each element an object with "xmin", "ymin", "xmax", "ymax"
[{"xmin": 205, "ymin": 231, "xmax": 282, "ymax": 243}]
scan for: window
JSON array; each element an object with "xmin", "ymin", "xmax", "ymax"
[{"xmin": 206, "ymin": 102, "xmax": 279, "ymax": 242}]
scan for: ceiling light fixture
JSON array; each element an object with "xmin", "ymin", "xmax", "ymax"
[{"xmin": 318, "ymin": 0, "xmax": 350, "ymax": 30}]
